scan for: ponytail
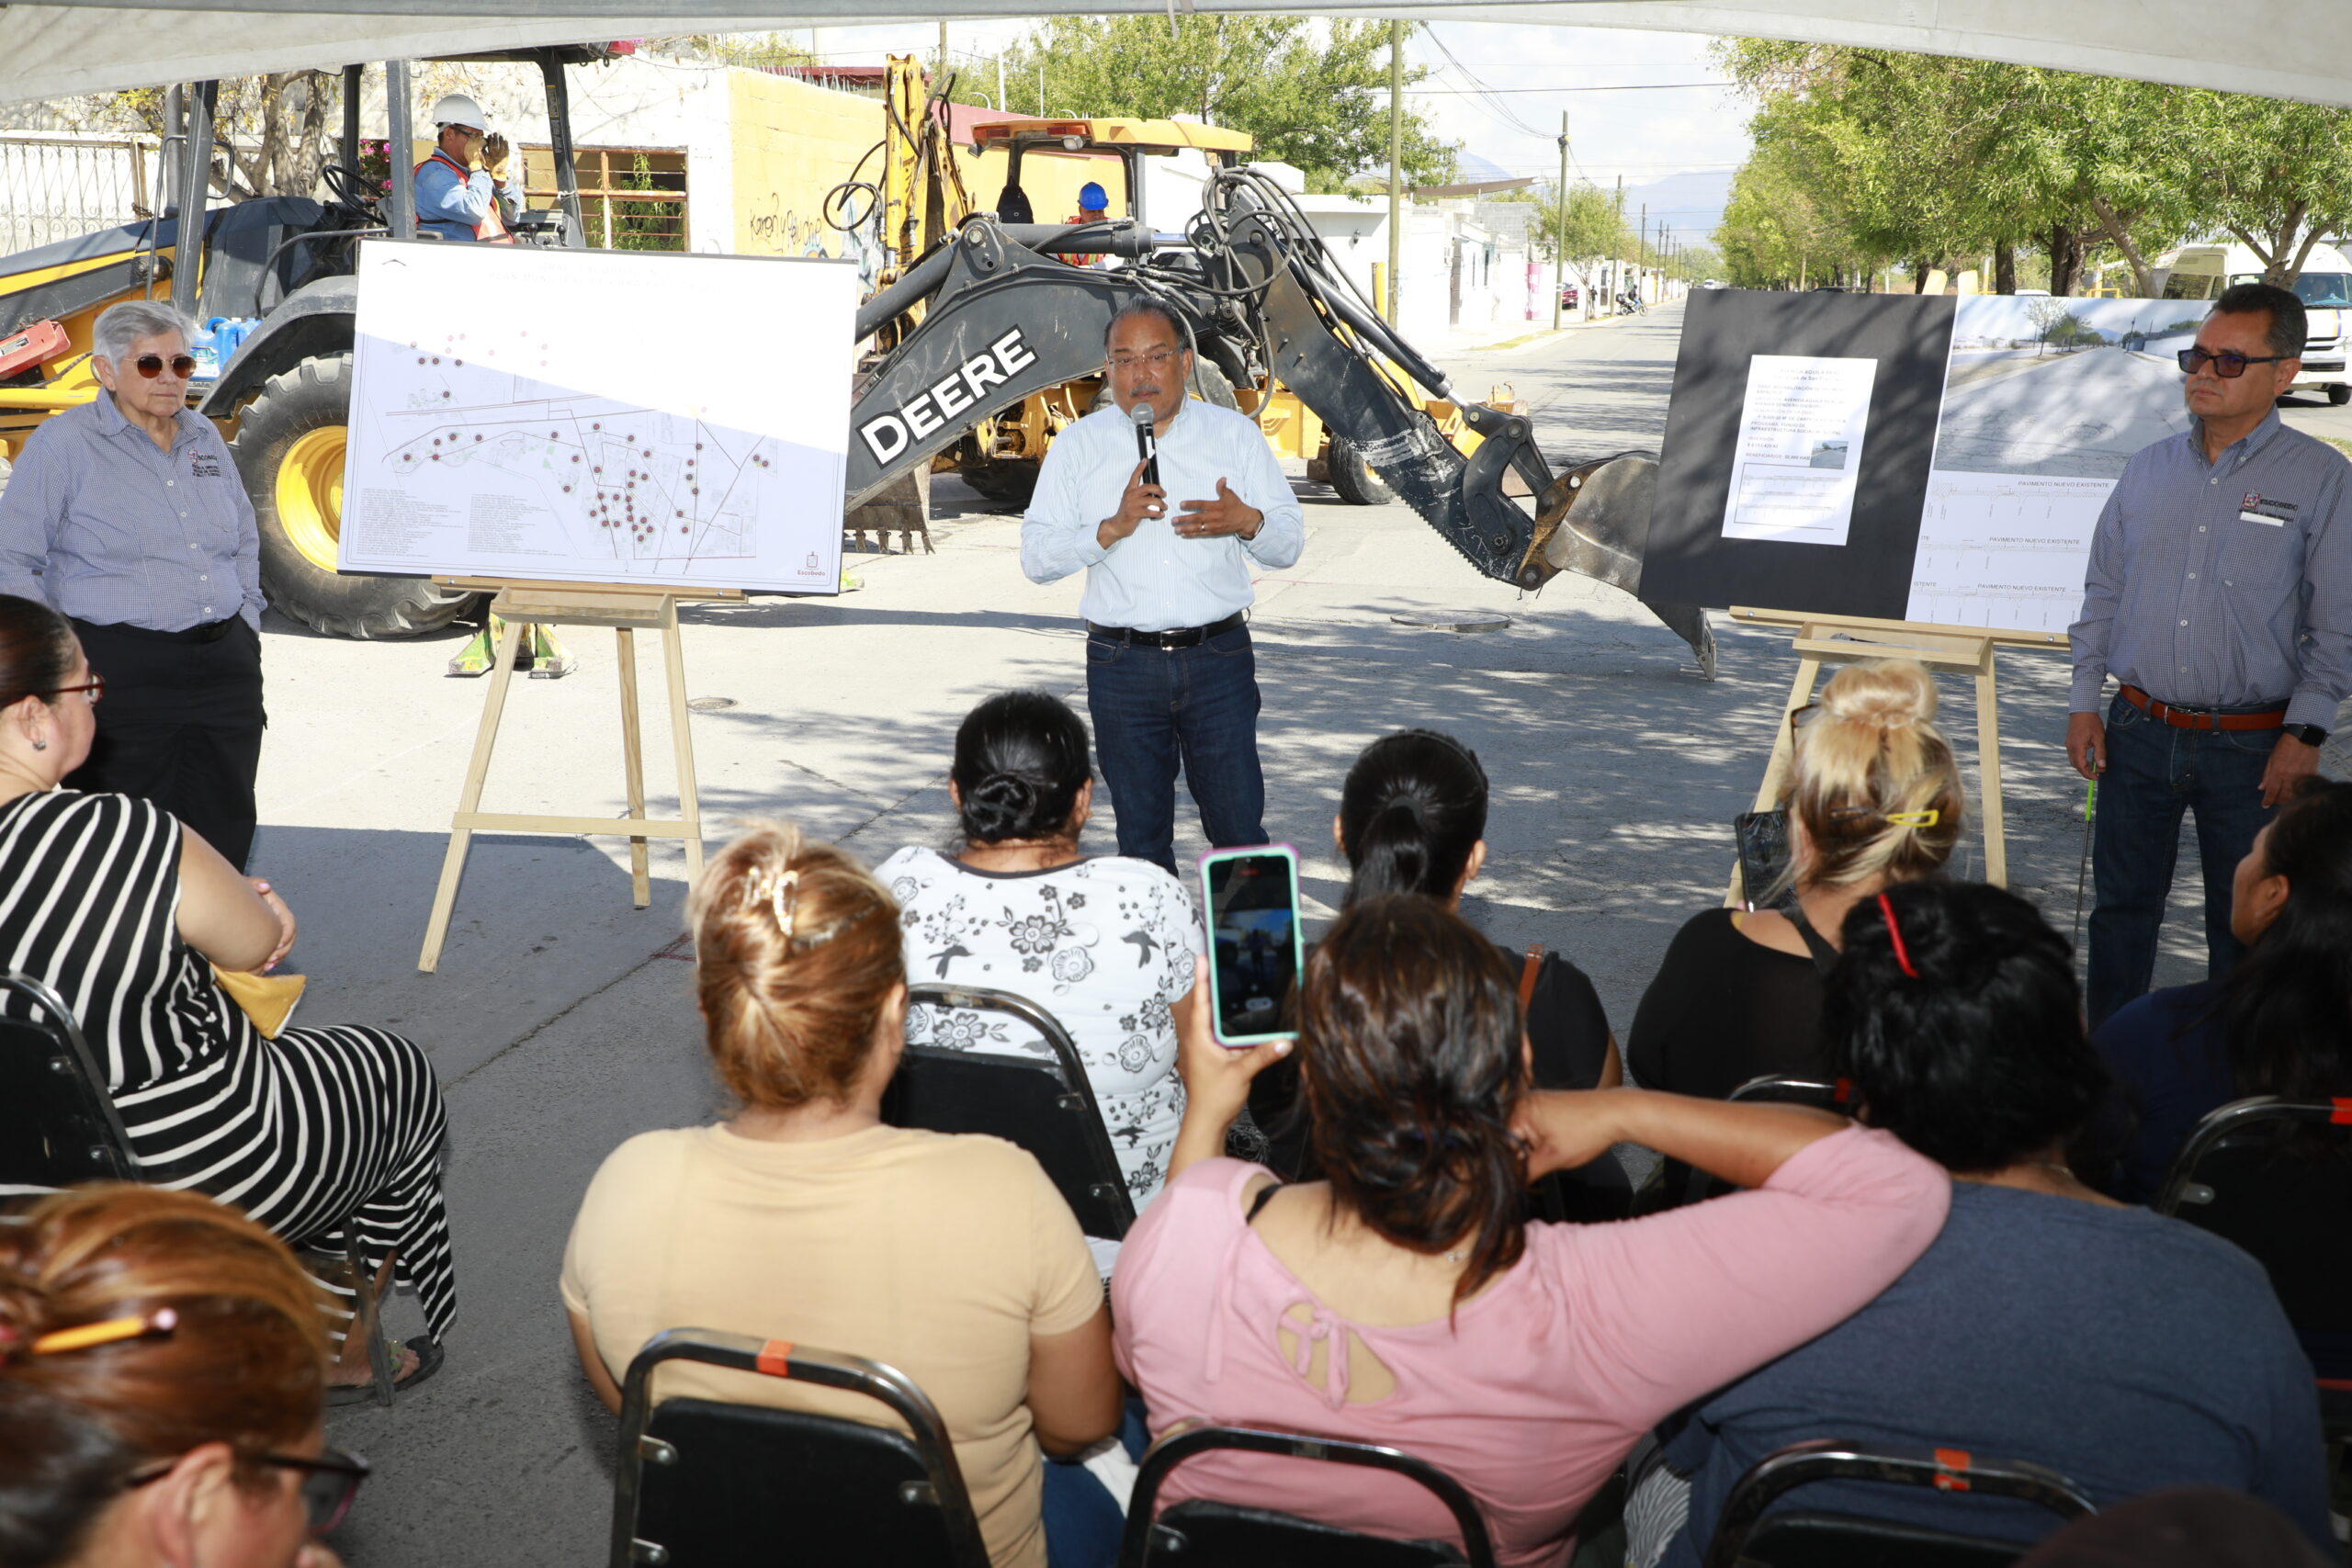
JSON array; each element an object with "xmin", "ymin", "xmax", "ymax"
[{"xmin": 1339, "ymin": 730, "xmax": 1488, "ymax": 906}]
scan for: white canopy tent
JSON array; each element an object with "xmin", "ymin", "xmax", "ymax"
[{"xmin": 1, "ymin": 0, "xmax": 2346, "ymax": 108}]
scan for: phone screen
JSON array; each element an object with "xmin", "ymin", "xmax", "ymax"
[{"xmin": 1204, "ymin": 849, "xmax": 1302, "ymax": 1044}]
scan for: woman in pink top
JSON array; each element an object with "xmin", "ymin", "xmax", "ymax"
[{"xmin": 1112, "ymin": 895, "xmax": 1951, "ymax": 1568}]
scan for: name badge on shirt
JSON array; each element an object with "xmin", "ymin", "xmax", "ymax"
[
  {"xmin": 2238, "ymin": 491, "xmax": 2295, "ymax": 526},
  {"xmin": 189, "ymin": 453, "xmax": 223, "ymax": 479}
]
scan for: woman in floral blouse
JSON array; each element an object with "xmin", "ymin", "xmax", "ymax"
[{"xmin": 880, "ymin": 692, "xmax": 1202, "ymax": 1266}]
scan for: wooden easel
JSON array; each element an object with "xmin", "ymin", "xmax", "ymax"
[
  {"xmin": 416, "ymin": 580, "xmax": 741, "ymax": 973},
  {"xmin": 1724, "ymin": 606, "xmax": 2070, "ymax": 906}
]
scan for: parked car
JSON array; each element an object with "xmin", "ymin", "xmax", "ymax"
[
  {"xmin": 1559, "ymin": 283, "xmax": 1580, "ymax": 310},
  {"xmin": 2153, "ymin": 240, "xmax": 2352, "ymax": 405}
]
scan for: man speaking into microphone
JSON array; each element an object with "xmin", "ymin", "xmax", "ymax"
[{"xmin": 1021, "ymin": 300, "xmax": 1304, "ymax": 874}]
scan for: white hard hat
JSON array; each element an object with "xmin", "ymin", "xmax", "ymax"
[{"xmin": 429, "ymin": 93, "xmax": 488, "ymax": 131}]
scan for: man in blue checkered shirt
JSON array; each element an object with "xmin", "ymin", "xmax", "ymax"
[{"xmin": 2068, "ymin": 281, "xmax": 2352, "ymax": 1025}]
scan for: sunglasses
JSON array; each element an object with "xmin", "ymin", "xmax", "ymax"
[
  {"xmin": 125, "ymin": 1446, "xmax": 371, "ymax": 1536},
  {"xmin": 132, "ymin": 354, "xmax": 198, "ymax": 380},
  {"xmin": 2176, "ymin": 346, "xmax": 2291, "ymax": 378},
  {"xmin": 47, "ymin": 673, "xmax": 103, "ymax": 705}
]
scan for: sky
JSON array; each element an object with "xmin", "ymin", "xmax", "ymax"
[{"xmin": 772, "ymin": 17, "xmax": 1754, "ymax": 239}]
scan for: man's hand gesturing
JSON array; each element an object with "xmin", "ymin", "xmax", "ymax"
[
  {"xmin": 1174, "ymin": 477, "xmax": 1263, "ymax": 540},
  {"xmin": 1096, "ymin": 461, "xmax": 1166, "ymax": 551}
]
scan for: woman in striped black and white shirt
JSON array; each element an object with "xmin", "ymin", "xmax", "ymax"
[{"xmin": 0, "ymin": 593, "xmax": 455, "ymax": 1398}]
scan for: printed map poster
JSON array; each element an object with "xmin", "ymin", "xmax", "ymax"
[
  {"xmin": 341, "ymin": 242, "xmax": 854, "ymax": 593},
  {"xmin": 1905, "ymin": 295, "xmax": 2199, "ymax": 633},
  {"xmin": 1722, "ymin": 354, "xmax": 1878, "ymax": 546}
]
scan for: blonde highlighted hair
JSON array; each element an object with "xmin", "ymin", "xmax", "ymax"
[
  {"xmin": 688, "ymin": 821, "xmax": 905, "ymax": 1111},
  {"xmin": 1783, "ymin": 659, "xmax": 1965, "ymax": 892}
]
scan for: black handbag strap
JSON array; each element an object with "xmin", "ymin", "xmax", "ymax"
[{"xmin": 1783, "ymin": 904, "xmax": 1842, "ymax": 977}]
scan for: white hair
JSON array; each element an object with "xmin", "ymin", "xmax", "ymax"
[{"xmin": 92, "ymin": 300, "xmax": 197, "ymax": 367}]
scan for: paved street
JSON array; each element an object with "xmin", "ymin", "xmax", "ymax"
[
  {"xmin": 1933, "ymin": 347, "xmax": 2195, "ymax": 478},
  {"xmin": 272, "ymin": 300, "xmax": 2340, "ymax": 1563}
]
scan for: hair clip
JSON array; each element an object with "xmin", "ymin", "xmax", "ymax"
[
  {"xmin": 1876, "ymin": 891, "xmax": 1919, "ymax": 979},
  {"xmin": 1883, "ymin": 809, "xmax": 1941, "ymax": 829},
  {"xmin": 31, "ymin": 1307, "xmax": 177, "ymax": 1356},
  {"xmin": 743, "ymin": 867, "xmax": 799, "ymax": 938}
]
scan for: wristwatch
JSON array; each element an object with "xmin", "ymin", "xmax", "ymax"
[{"xmin": 2285, "ymin": 723, "xmax": 2330, "ymax": 747}]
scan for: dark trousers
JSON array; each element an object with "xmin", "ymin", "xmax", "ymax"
[
  {"xmin": 67, "ymin": 616, "xmax": 266, "ymax": 872},
  {"xmin": 1084, "ymin": 622, "xmax": 1267, "ymax": 877},
  {"xmin": 2086, "ymin": 691, "xmax": 2278, "ymax": 1027}
]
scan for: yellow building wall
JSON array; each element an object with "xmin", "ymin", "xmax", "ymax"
[{"xmin": 728, "ymin": 72, "xmax": 888, "ymax": 258}]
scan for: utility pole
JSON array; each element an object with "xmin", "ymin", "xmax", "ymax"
[
  {"xmin": 996, "ymin": 52, "xmax": 1005, "ymax": 113},
  {"xmin": 1639, "ymin": 203, "xmax": 1647, "ymax": 301},
  {"xmin": 1612, "ymin": 175, "xmax": 1623, "ymax": 312},
  {"xmin": 1385, "ymin": 20, "xmax": 1404, "ymax": 321},
  {"xmin": 1551, "ymin": 109, "xmax": 1568, "ymax": 330},
  {"xmin": 936, "ymin": 19, "xmax": 948, "ymax": 80}
]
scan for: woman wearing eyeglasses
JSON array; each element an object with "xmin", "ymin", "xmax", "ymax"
[
  {"xmin": 1625, "ymin": 659, "xmax": 1964, "ymax": 1112},
  {"xmin": 0, "ymin": 1184, "xmax": 369, "ymax": 1568},
  {"xmin": 0, "ymin": 299, "xmax": 269, "ymax": 871},
  {"xmin": 0, "ymin": 592, "xmax": 456, "ymax": 1400}
]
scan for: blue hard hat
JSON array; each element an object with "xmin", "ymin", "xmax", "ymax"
[{"xmin": 1079, "ymin": 181, "xmax": 1109, "ymax": 211}]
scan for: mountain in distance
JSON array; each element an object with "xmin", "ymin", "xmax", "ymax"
[{"xmin": 1616, "ymin": 169, "xmax": 1734, "ymax": 248}]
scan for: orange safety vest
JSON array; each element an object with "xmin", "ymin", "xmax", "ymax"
[{"xmin": 414, "ymin": 149, "xmax": 514, "ymax": 243}]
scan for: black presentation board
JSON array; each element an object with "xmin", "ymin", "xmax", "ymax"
[{"xmin": 1640, "ymin": 289, "xmax": 1957, "ymax": 617}]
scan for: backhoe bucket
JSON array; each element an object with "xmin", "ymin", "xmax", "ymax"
[{"xmin": 1527, "ymin": 454, "xmax": 1715, "ymax": 679}]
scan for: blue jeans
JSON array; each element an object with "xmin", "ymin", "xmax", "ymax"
[
  {"xmin": 1086, "ymin": 623, "xmax": 1268, "ymax": 876},
  {"xmin": 1041, "ymin": 1400, "xmax": 1150, "ymax": 1568},
  {"xmin": 2086, "ymin": 693, "xmax": 2279, "ymax": 1027}
]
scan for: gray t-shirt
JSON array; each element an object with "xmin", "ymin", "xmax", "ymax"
[{"xmin": 1661, "ymin": 1180, "xmax": 2332, "ymax": 1564}]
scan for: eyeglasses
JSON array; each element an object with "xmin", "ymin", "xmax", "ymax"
[
  {"xmin": 1786, "ymin": 700, "xmax": 1820, "ymax": 750},
  {"xmin": 1106, "ymin": 348, "xmax": 1182, "ymax": 371},
  {"xmin": 132, "ymin": 354, "xmax": 198, "ymax": 380},
  {"xmin": 46, "ymin": 673, "xmax": 103, "ymax": 705},
  {"xmin": 2177, "ymin": 346, "xmax": 2291, "ymax": 378},
  {"xmin": 125, "ymin": 1446, "xmax": 371, "ymax": 1536}
]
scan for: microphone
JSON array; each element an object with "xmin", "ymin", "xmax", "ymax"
[{"xmin": 1130, "ymin": 401, "xmax": 1159, "ymax": 488}]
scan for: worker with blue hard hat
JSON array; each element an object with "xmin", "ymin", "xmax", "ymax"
[{"xmin": 1057, "ymin": 180, "xmax": 1115, "ymax": 268}]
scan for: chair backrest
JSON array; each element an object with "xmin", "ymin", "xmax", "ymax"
[
  {"xmin": 609, "ymin": 1328, "xmax": 990, "ymax": 1568},
  {"xmin": 1673, "ymin": 1077, "xmax": 1855, "ymax": 1206},
  {"xmin": 1118, "ymin": 1421, "xmax": 1499, "ymax": 1568},
  {"xmin": 1702, "ymin": 1438, "xmax": 2096, "ymax": 1568},
  {"xmin": 2152, "ymin": 1095, "xmax": 2352, "ymax": 1339},
  {"xmin": 890, "ymin": 984, "xmax": 1136, "ymax": 1240},
  {"xmin": 0, "ymin": 974, "xmax": 134, "ymax": 1193}
]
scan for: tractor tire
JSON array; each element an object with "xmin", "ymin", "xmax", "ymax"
[
  {"xmin": 1328, "ymin": 436, "xmax": 1396, "ymax": 506},
  {"xmin": 229, "ymin": 354, "xmax": 481, "ymax": 638},
  {"xmin": 960, "ymin": 459, "xmax": 1039, "ymax": 506}
]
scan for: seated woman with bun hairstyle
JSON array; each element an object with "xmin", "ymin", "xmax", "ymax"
[
  {"xmin": 879, "ymin": 692, "xmax": 1201, "ymax": 1238},
  {"xmin": 562, "ymin": 823, "xmax": 1122, "ymax": 1568},
  {"xmin": 1644, "ymin": 881, "xmax": 2331, "ymax": 1567},
  {"xmin": 1629, "ymin": 658, "xmax": 1964, "ymax": 1101},
  {"xmin": 1250, "ymin": 728, "xmax": 1623, "ymax": 1183},
  {"xmin": 1115, "ymin": 894, "xmax": 1951, "ymax": 1568},
  {"xmin": 0, "ymin": 1184, "xmax": 361, "ymax": 1568}
]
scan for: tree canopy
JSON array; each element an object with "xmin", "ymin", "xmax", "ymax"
[
  {"xmin": 997, "ymin": 17, "xmax": 1454, "ymax": 194},
  {"xmin": 1710, "ymin": 40, "xmax": 2352, "ymax": 294}
]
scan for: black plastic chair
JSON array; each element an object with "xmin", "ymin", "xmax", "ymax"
[
  {"xmin": 1671, "ymin": 1076, "xmax": 1855, "ymax": 1207},
  {"xmin": 1118, "ymin": 1420, "xmax": 1499, "ymax": 1568},
  {"xmin": 609, "ymin": 1327, "xmax": 989, "ymax": 1568},
  {"xmin": 891, "ymin": 984, "xmax": 1136, "ymax": 1241},
  {"xmin": 0, "ymin": 971, "xmax": 399, "ymax": 1404},
  {"xmin": 1702, "ymin": 1438, "xmax": 2096, "ymax": 1568},
  {"xmin": 2153, "ymin": 1095, "xmax": 2352, "ymax": 1438},
  {"xmin": 0, "ymin": 973, "xmax": 137, "ymax": 1196}
]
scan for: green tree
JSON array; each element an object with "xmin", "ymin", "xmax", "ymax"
[
  {"xmin": 2185, "ymin": 95, "xmax": 2352, "ymax": 283},
  {"xmin": 998, "ymin": 17, "xmax": 1454, "ymax": 193}
]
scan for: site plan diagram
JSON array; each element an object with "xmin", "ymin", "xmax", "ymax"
[{"xmin": 341, "ymin": 243, "xmax": 854, "ymax": 592}]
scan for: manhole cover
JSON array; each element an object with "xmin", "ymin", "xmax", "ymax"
[
  {"xmin": 1390, "ymin": 611, "xmax": 1511, "ymax": 633},
  {"xmin": 686, "ymin": 696, "xmax": 738, "ymax": 711}
]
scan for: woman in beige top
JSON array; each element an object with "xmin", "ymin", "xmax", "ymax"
[{"xmin": 561, "ymin": 823, "xmax": 1122, "ymax": 1568}]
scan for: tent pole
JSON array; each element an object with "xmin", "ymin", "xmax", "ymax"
[{"xmin": 384, "ymin": 61, "xmax": 415, "ymax": 241}]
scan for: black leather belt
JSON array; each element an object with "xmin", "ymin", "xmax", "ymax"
[{"xmin": 1086, "ymin": 612, "xmax": 1245, "ymax": 649}]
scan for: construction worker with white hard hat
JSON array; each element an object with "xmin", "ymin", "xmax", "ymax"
[{"xmin": 413, "ymin": 91, "xmax": 521, "ymax": 243}]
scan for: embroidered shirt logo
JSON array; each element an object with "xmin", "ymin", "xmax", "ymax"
[
  {"xmin": 189, "ymin": 454, "xmax": 222, "ymax": 479},
  {"xmin": 2238, "ymin": 491, "xmax": 2297, "ymax": 527}
]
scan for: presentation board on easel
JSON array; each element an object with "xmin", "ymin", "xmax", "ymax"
[
  {"xmin": 1643, "ymin": 288, "xmax": 2199, "ymax": 633},
  {"xmin": 334, "ymin": 241, "xmax": 857, "ymax": 969},
  {"xmin": 340, "ymin": 241, "xmax": 855, "ymax": 593},
  {"xmin": 1643, "ymin": 288, "xmax": 2199, "ymax": 896}
]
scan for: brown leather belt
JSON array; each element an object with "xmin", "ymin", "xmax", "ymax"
[{"xmin": 2120, "ymin": 684, "xmax": 2286, "ymax": 731}]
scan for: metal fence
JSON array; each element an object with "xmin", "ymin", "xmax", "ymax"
[{"xmin": 0, "ymin": 133, "xmax": 164, "ymax": 254}]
